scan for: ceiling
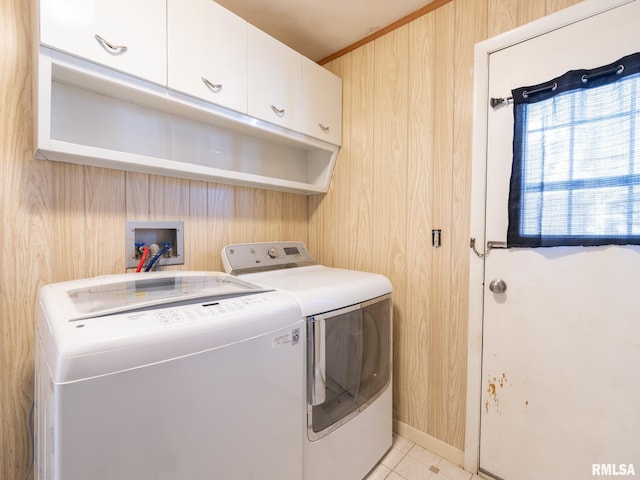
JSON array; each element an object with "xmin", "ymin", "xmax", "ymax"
[{"xmin": 215, "ymin": 0, "xmax": 436, "ymax": 62}]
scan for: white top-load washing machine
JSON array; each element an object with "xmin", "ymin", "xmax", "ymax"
[
  {"xmin": 222, "ymin": 242, "xmax": 393, "ymax": 480},
  {"xmin": 35, "ymin": 271, "xmax": 304, "ymax": 480}
]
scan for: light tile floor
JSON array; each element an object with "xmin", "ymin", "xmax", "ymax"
[{"xmin": 364, "ymin": 434, "xmax": 484, "ymax": 480}]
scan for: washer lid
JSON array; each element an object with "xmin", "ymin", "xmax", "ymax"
[
  {"xmin": 36, "ymin": 272, "xmax": 302, "ymax": 383},
  {"xmin": 240, "ymin": 265, "xmax": 392, "ymax": 316},
  {"xmin": 54, "ymin": 271, "xmax": 269, "ymax": 321}
]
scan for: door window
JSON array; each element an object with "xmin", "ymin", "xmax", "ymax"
[{"xmin": 508, "ymin": 52, "xmax": 640, "ymax": 247}]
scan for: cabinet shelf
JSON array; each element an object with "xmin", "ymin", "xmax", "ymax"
[{"xmin": 34, "ymin": 49, "xmax": 340, "ymax": 194}]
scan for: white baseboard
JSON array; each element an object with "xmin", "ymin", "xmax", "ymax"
[{"xmin": 393, "ymin": 420, "xmax": 465, "ymax": 467}]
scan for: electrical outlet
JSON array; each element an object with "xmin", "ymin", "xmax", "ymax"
[{"xmin": 125, "ymin": 221, "xmax": 184, "ymax": 269}]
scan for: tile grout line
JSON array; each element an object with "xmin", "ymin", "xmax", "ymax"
[
  {"xmin": 387, "ymin": 442, "xmax": 429, "ymax": 480},
  {"xmin": 387, "ymin": 444, "xmax": 413, "ymax": 480}
]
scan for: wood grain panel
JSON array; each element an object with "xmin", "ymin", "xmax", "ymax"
[
  {"xmin": 187, "ymin": 179, "xmax": 211, "ymax": 271},
  {"xmin": 84, "ymin": 167, "xmax": 126, "ymax": 276},
  {"xmin": 318, "ymin": 0, "xmax": 454, "ymax": 65},
  {"xmin": 264, "ymin": 190, "xmax": 285, "ymax": 241},
  {"xmin": 546, "ymin": 0, "xmax": 583, "ymax": 14},
  {"xmin": 1, "ymin": 1, "xmax": 46, "ymax": 478},
  {"xmin": 334, "ymin": 52, "xmax": 360, "ymax": 268},
  {"xmin": 320, "ymin": 44, "xmax": 375, "ymax": 271},
  {"xmin": 315, "ymin": 54, "xmax": 347, "ymax": 267},
  {"xmin": 125, "ymin": 172, "xmax": 150, "ymax": 220},
  {"xmin": 149, "ymin": 175, "xmax": 191, "ymax": 221},
  {"xmin": 449, "ymin": 0, "xmax": 488, "ymax": 450},
  {"xmin": 3, "ymin": 0, "xmax": 589, "ymax": 476},
  {"xmin": 207, "ymin": 183, "xmax": 235, "ymax": 271},
  {"xmin": 488, "ymin": 0, "xmax": 518, "ymax": 37},
  {"xmin": 281, "ymin": 191, "xmax": 308, "ymax": 244},
  {"xmin": 309, "ymin": 0, "xmax": 588, "ymax": 458},
  {"xmin": 405, "ymin": 11, "xmax": 436, "ymax": 429},
  {"xmin": 50, "ymin": 163, "xmax": 87, "ymax": 281},
  {"xmin": 229, "ymin": 186, "xmax": 308, "ymax": 246},
  {"xmin": 426, "ymin": 2, "xmax": 456, "ymax": 444},
  {"xmin": 2, "ymin": 0, "xmax": 308, "ymax": 474},
  {"xmin": 488, "ymin": 0, "xmax": 581, "ymax": 43},
  {"xmin": 520, "ymin": 0, "xmax": 547, "ymax": 24},
  {"xmin": 344, "ymin": 45, "xmax": 376, "ymax": 272},
  {"xmin": 372, "ymin": 26, "xmax": 409, "ymax": 278},
  {"xmin": 372, "ymin": 25, "xmax": 410, "ymax": 436},
  {"xmin": 306, "ymin": 192, "xmax": 323, "ymax": 261},
  {"xmin": 233, "ymin": 186, "xmax": 267, "ymax": 240},
  {"xmin": 148, "ymin": 175, "xmax": 191, "ymax": 271}
]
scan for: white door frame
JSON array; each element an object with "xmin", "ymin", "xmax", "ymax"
[{"xmin": 464, "ymin": 0, "xmax": 636, "ymax": 473}]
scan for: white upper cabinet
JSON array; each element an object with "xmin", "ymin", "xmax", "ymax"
[
  {"xmin": 247, "ymin": 25, "xmax": 302, "ymax": 130},
  {"xmin": 301, "ymin": 57, "xmax": 342, "ymax": 146},
  {"xmin": 34, "ymin": 0, "xmax": 342, "ymax": 194},
  {"xmin": 38, "ymin": 0, "xmax": 166, "ymax": 85},
  {"xmin": 167, "ymin": 0, "xmax": 248, "ymax": 113}
]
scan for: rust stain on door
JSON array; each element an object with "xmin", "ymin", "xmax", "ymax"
[{"xmin": 485, "ymin": 373, "xmax": 510, "ymax": 414}]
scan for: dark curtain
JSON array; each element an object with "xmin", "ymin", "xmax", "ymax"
[{"xmin": 507, "ymin": 51, "xmax": 640, "ymax": 247}]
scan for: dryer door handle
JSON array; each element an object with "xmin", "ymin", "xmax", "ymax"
[{"xmin": 308, "ymin": 318, "xmax": 326, "ymax": 406}]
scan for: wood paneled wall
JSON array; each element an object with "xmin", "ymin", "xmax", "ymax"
[
  {"xmin": 313, "ymin": 0, "xmax": 582, "ymax": 452},
  {"xmin": 1, "ymin": 2, "xmax": 307, "ymax": 478},
  {"xmin": 2, "ymin": 0, "xmax": 580, "ymax": 477}
]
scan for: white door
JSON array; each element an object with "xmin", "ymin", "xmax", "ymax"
[{"xmin": 480, "ymin": 2, "xmax": 640, "ymax": 479}]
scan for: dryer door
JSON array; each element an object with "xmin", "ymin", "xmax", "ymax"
[{"xmin": 307, "ymin": 294, "xmax": 391, "ymax": 441}]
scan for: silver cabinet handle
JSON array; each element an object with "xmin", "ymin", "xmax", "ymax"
[
  {"xmin": 318, "ymin": 123, "xmax": 330, "ymax": 133},
  {"xmin": 308, "ymin": 317, "xmax": 326, "ymax": 406},
  {"xmin": 270, "ymin": 105, "xmax": 285, "ymax": 117},
  {"xmin": 201, "ymin": 77, "xmax": 222, "ymax": 93},
  {"xmin": 94, "ymin": 34, "xmax": 128, "ymax": 55}
]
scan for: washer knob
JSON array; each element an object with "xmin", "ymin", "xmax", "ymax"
[{"xmin": 267, "ymin": 247, "xmax": 278, "ymax": 259}]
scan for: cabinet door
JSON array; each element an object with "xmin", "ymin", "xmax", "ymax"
[
  {"xmin": 247, "ymin": 25, "xmax": 302, "ymax": 130},
  {"xmin": 302, "ymin": 57, "xmax": 342, "ymax": 146},
  {"xmin": 167, "ymin": 0, "xmax": 247, "ymax": 113},
  {"xmin": 39, "ymin": 0, "xmax": 166, "ymax": 85}
]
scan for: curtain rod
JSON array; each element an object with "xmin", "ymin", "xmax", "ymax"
[{"xmin": 490, "ymin": 60, "xmax": 627, "ymax": 109}]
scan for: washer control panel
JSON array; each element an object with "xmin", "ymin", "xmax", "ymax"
[
  {"xmin": 125, "ymin": 295, "xmax": 269, "ymax": 327},
  {"xmin": 222, "ymin": 241, "xmax": 316, "ymax": 273}
]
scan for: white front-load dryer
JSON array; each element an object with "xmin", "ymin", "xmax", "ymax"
[
  {"xmin": 222, "ymin": 242, "xmax": 393, "ymax": 480},
  {"xmin": 35, "ymin": 271, "xmax": 304, "ymax": 480}
]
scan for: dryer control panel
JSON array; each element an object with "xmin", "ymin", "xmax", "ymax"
[{"xmin": 222, "ymin": 241, "xmax": 316, "ymax": 274}]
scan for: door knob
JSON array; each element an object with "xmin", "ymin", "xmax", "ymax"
[{"xmin": 489, "ymin": 279, "xmax": 507, "ymax": 293}]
